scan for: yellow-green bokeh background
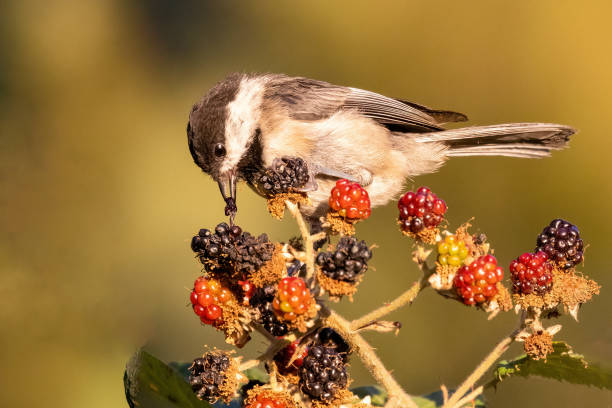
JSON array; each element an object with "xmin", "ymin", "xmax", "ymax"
[{"xmin": 1, "ymin": 1, "xmax": 611, "ymax": 407}]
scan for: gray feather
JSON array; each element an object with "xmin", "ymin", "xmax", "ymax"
[{"xmin": 414, "ymin": 123, "xmax": 576, "ymax": 159}]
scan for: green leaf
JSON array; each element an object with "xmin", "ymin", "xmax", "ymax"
[
  {"xmin": 242, "ymin": 367, "xmax": 269, "ymax": 383},
  {"xmin": 351, "ymin": 385, "xmax": 387, "ymax": 406},
  {"xmin": 124, "ymin": 349, "xmax": 211, "ymax": 408},
  {"xmin": 488, "ymin": 341, "xmax": 612, "ymax": 390}
]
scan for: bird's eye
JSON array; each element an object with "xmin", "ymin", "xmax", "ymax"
[{"xmin": 214, "ymin": 143, "xmax": 226, "ymax": 157}]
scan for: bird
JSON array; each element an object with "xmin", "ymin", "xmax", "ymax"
[{"xmin": 186, "ymin": 72, "xmax": 575, "ymax": 228}]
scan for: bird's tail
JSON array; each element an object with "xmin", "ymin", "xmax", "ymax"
[{"xmin": 414, "ymin": 123, "xmax": 576, "ymax": 159}]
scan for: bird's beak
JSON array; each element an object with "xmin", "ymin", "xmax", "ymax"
[{"xmin": 218, "ymin": 170, "xmax": 237, "ymax": 222}]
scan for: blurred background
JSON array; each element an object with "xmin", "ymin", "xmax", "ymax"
[{"xmin": 1, "ymin": 1, "xmax": 611, "ymax": 407}]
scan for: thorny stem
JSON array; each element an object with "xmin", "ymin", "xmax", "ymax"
[
  {"xmin": 450, "ymin": 385, "xmax": 483, "ymax": 408},
  {"xmin": 442, "ymin": 314, "xmax": 526, "ymax": 408},
  {"xmin": 285, "ymin": 201, "xmax": 318, "ymax": 281},
  {"xmin": 350, "ymin": 245, "xmax": 436, "ymax": 330},
  {"xmin": 323, "ymin": 307, "xmax": 418, "ymax": 408}
]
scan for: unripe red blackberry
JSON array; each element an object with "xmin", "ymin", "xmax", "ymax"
[
  {"xmin": 510, "ymin": 251, "xmax": 553, "ymax": 295},
  {"xmin": 272, "ymin": 277, "xmax": 313, "ymax": 321},
  {"xmin": 328, "ymin": 179, "xmax": 371, "ymax": 220},
  {"xmin": 245, "ymin": 393, "xmax": 287, "ymax": 408},
  {"xmin": 453, "ymin": 255, "xmax": 504, "ymax": 305},
  {"xmin": 272, "ymin": 276, "xmax": 312, "ymax": 321},
  {"xmin": 274, "ymin": 340, "xmax": 308, "ymax": 375},
  {"xmin": 188, "ymin": 351, "xmax": 231, "ymax": 402},
  {"xmin": 299, "ymin": 346, "xmax": 348, "ymax": 401},
  {"xmin": 535, "ymin": 219, "xmax": 583, "ymax": 269},
  {"xmin": 258, "ymin": 157, "xmax": 310, "ymax": 196},
  {"xmin": 398, "ymin": 187, "xmax": 446, "ymax": 234},
  {"xmin": 190, "ymin": 277, "xmax": 232, "ymax": 325},
  {"xmin": 316, "ymin": 237, "xmax": 372, "ymax": 283}
]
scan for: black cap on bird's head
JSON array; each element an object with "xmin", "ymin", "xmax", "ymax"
[{"xmin": 187, "ymin": 73, "xmax": 265, "ymax": 221}]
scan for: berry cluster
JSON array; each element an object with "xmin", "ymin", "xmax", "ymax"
[
  {"xmin": 437, "ymin": 235, "xmax": 469, "ymax": 267},
  {"xmin": 273, "ymin": 277, "xmax": 312, "ymax": 321},
  {"xmin": 535, "ymin": 219, "xmax": 584, "ymax": 269},
  {"xmin": 453, "ymin": 255, "xmax": 504, "ymax": 305},
  {"xmin": 245, "ymin": 393, "xmax": 287, "ymax": 408},
  {"xmin": 190, "ymin": 277, "xmax": 231, "ymax": 325},
  {"xmin": 328, "ymin": 179, "xmax": 371, "ymax": 220},
  {"xmin": 250, "ymin": 286, "xmax": 288, "ymax": 336},
  {"xmin": 258, "ymin": 157, "xmax": 310, "ymax": 196},
  {"xmin": 398, "ymin": 187, "xmax": 447, "ymax": 233},
  {"xmin": 232, "ymin": 231, "xmax": 275, "ymax": 275},
  {"xmin": 188, "ymin": 352, "xmax": 230, "ymax": 402},
  {"xmin": 191, "ymin": 223, "xmax": 275, "ymax": 275},
  {"xmin": 316, "ymin": 237, "xmax": 372, "ymax": 283},
  {"xmin": 274, "ymin": 340, "xmax": 308, "ymax": 375},
  {"xmin": 510, "ymin": 251, "xmax": 553, "ymax": 295},
  {"xmin": 299, "ymin": 346, "xmax": 348, "ymax": 401}
]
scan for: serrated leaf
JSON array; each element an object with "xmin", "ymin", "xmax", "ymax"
[
  {"xmin": 124, "ymin": 349, "xmax": 211, "ymax": 408},
  {"xmin": 488, "ymin": 341, "xmax": 612, "ymax": 390},
  {"xmin": 351, "ymin": 385, "xmax": 387, "ymax": 406}
]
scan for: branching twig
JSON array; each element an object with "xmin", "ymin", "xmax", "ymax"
[
  {"xmin": 442, "ymin": 324, "xmax": 522, "ymax": 408},
  {"xmin": 350, "ymin": 245, "xmax": 435, "ymax": 330},
  {"xmin": 285, "ymin": 201, "xmax": 317, "ymax": 281}
]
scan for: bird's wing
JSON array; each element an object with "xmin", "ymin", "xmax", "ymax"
[{"xmin": 265, "ymin": 75, "xmax": 466, "ymax": 132}]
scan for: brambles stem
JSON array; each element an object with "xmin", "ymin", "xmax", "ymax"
[
  {"xmin": 350, "ymin": 245, "xmax": 435, "ymax": 330},
  {"xmin": 323, "ymin": 308, "xmax": 418, "ymax": 408},
  {"xmin": 285, "ymin": 201, "xmax": 317, "ymax": 280},
  {"xmin": 450, "ymin": 385, "xmax": 483, "ymax": 408},
  {"xmin": 442, "ymin": 330, "xmax": 519, "ymax": 408}
]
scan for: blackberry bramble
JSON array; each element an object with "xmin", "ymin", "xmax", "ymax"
[
  {"xmin": 437, "ymin": 235, "xmax": 469, "ymax": 266},
  {"xmin": 299, "ymin": 346, "xmax": 348, "ymax": 401},
  {"xmin": 510, "ymin": 251, "xmax": 553, "ymax": 295},
  {"xmin": 454, "ymin": 255, "xmax": 504, "ymax": 305},
  {"xmin": 398, "ymin": 187, "xmax": 446, "ymax": 234},
  {"xmin": 535, "ymin": 218, "xmax": 584, "ymax": 269},
  {"xmin": 328, "ymin": 179, "xmax": 371, "ymax": 220},
  {"xmin": 190, "ymin": 277, "xmax": 231, "ymax": 325}
]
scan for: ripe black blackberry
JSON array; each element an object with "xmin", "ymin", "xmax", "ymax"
[
  {"xmin": 316, "ymin": 237, "xmax": 372, "ymax": 282},
  {"xmin": 299, "ymin": 346, "xmax": 348, "ymax": 401},
  {"xmin": 250, "ymin": 286, "xmax": 288, "ymax": 336},
  {"xmin": 314, "ymin": 328, "xmax": 350, "ymax": 359},
  {"xmin": 191, "ymin": 223, "xmax": 241, "ymax": 269},
  {"xmin": 230, "ymin": 231, "xmax": 275, "ymax": 275},
  {"xmin": 258, "ymin": 157, "xmax": 310, "ymax": 196},
  {"xmin": 535, "ymin": 219, "xmax": 584, "ymax": 269},
  {"xmin": 188, "ymin": 351, "xmax": 231, "ymax": 402}
]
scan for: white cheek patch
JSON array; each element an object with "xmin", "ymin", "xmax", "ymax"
[{"xmin": 221, "ymin": 77, "xmax": 265, "ymax": 173}]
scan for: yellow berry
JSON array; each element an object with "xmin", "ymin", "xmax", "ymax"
[
  {"xmin": 449, "ymin": 243, "xmax": 460, "ymax": 255},
  {"xmin": 448, "ymin": 255, "xmax": 462, "ymax": 266},
  {"xmin": 438, "ymin": 242, "xmax": 449, "ymax": 254},
  {"xmin": 280, "ymin": 301, "xmax": 293, "ymax": 313},
  {"xmin": 446, "ymin": 235, "xmax": 456, "ymax": 244},
  {"xmin": 439, "ymin": 254, "xmax": 448, "ymax": 265},
  {"xmin": 459, "ymin": 246, "xmax": 469, "ymax": 259}
]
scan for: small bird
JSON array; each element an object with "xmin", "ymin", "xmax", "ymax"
[{"xmin": 187, "ymin": 73, "xmax": 575, "ymax": 226}]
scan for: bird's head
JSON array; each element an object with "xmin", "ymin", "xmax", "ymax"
[{"xmin": 187, "ymin": 73, "xmax": 265, "ymax": 219}]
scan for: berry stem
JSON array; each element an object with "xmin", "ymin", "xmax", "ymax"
[
  {"xmin": 322, "ymin": 307, "xmax": 418, "ymax": 408},
  {"xmin": 442, "ymin": 315, "xmax": 525, "ymax": 408},
  {"xmin": 285, "ymin": 201, "xmax": 319, "ymax": 281},
  {"xmin": 350, "ymin": 245, "xmax": 435, "ymax": 331},
  {"xmin": 449, "ymin": 385, "xmax": 484, "ymax": 408}
]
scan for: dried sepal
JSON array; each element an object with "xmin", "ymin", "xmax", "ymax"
[
  {"xmin": 316, "ymin": 267, "xmax": 362, "ymax": 302},
  {"xmin": 326, "ymin": 212, "xmax": 357, "ymax": 236},
  {"xmin": 267, "ymin": 193, "xmax": 310, "ymax": 220},
  {"xmin": 250, "ymin": 244, "xmax": 287, "ymax": 288},
  {"xmin": 524, "ymin": 330, "xmax": 555, "ymax": 360}
]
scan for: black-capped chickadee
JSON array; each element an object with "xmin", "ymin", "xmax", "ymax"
[{"xmin": 187, "ymin": 73, "xmax": 575, "ymax": 225}]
